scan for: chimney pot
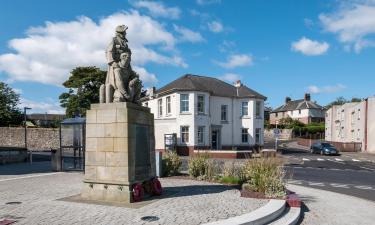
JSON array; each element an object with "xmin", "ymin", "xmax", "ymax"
[{"xmin": 285, "ymin": 97, "xmax": 291, "ymax": 104}]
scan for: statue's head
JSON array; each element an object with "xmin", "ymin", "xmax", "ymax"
[{"xmin": 115, "ymin": 25, "xmax": 128, "ymax": 39}]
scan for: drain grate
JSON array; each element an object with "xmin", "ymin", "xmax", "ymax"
[
  {"xmin": 5, "ymin": 202, "xmax": 22, "ymax": 205},
  {"xmin": 141, "ymin": 216, "xmax": 160, "ymax": 222}
]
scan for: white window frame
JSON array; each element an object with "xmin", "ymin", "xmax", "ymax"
[
  {"xmin": 221, "ymin": 105, "xmax": 228, "ymax": 121},
  {"xmin": 197, "ymin": 95, "xmax": 205, "ymax": 114},
  {"xmin": 241, "ymin": 128, "xmax": 249, "ymax": 143},
  {"xmin": 241, "ymin": 102, "xmax": 248, "ymax": 116},
  {"xmin": 158, "ymin": 98, "xmax": 163, "ymax": 117},
  {"xmin": 255, "ymin": 128, "xmax": 261, "ymax": 144},
  {"xmin": 181, "ymin": 126, "xmax": 189, "ymax": 143},
  {"xmin": 197, "ymin": 126, "xmax": 205, "ymax": 144},
  {"xmin": 256, "ymin": 101, "xmax": 261, "ymax": 118},
  {"xmin": 166, "ymin": 96, "xmax": 171, "ymax": 115},
  {"xmin": 180, "ymin": 94, "xmax": 189, "ymax": 113}
]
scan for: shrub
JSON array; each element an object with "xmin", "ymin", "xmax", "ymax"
[
  {"xmin": 242, "ymin": 158, "xmax": 286, "ymax": 198},
  {"xmin": 162, "ymin": 151, "xmax": 182, "ymax": 176},
  {"xmin": 223, "ymin": 161, "xmax": 245, "ymax": 182},
  {"xmin": 188, "ymin": 154, "xmax": 209, "ymax": 178},
  {"xmin": 188, "ymin": 154, "xmax": 220, "ymax": 181},
  {"xmin": 220, "ymin": 176, "xmax": 241, "ymax": 185}
]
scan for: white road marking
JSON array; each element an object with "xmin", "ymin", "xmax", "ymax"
[
  {"xmin": 352, "ymin": 159, "xmax": 361, "ymax": 162},
  {"xmin": 317, "ymin": 158, "xmax": 325, "ymax": 161},
  {"xmin": 309, "ymin": 182, "xmax": 325, "ymax": 186},
  {"xmin": 288, "ymin": 180, "xmax": 303, "ymax": 185},
  {"xmin": 0, "ymin": 173, "xmax": 60, "ymax": 182},
  {"xmin": 335, "ymin": 158, "xmax": 344, "ymax": 162},
  {"xmin": 330, "ymin": 183, "xmax": 350, "ymax": 188},
  {"xmin": 360, "ymin": 166, "xmax": 375, "ymax": 171},
  {"xmin": 354, "ymin": 186, "xmax": 373, "ymax": 190},
  {"xmin": 302, "ymin": 158, "xmax": 311, "ymax": 161}
]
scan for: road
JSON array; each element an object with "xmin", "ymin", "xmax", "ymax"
[{"xmin": 282, "ymin": 143, "xmax": 375, "ymax": 202}]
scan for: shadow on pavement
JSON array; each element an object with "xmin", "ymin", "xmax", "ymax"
[
  {"xmin": 0, "ymin": 161, "xmax": 52, "ymax": 176},
  {"xmin": 297, "ymin": 202, "xmax": 310, "ymax": 225}
]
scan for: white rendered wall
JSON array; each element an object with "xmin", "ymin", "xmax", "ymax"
[
  {"xmin": 144, "ymin": 91, "xmax": 264, "ymax": 149},
  {"xmin": 367, "ymin": 97, "xmax": 375, "ymax": 153}
]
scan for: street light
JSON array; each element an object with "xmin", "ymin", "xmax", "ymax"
[{"xmin": 24, "ymin": 107, "xmax": 32, "ymax": 163}]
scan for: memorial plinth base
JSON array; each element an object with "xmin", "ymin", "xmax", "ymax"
[{"xmin": 81, "ymin": 102, "xmax": 155, "ymax": 203}]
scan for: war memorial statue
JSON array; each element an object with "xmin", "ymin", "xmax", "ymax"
[
  {"xmin": 82, "ymin": 25, "xmax": 157, "ymax": 203},
  {"xmin": 99, "ymin": 25, "xmax": 142, "ymax": 104}
]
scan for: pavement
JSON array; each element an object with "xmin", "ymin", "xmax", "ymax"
[
  {"xmin": 0, "ymin": 162, "xmax": 267, "ymax": 225},
  {"xmin": 281, "ymin": 141, "xmax": 375, "ymax": 202},
  {"xmin": 288, "ymin": 184, "xmax": 375, "ymax": 225}
]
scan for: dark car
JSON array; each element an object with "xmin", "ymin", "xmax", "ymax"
[{"xmin": 310, "ymin": 142, "xmax": 340, "ymax": 155}]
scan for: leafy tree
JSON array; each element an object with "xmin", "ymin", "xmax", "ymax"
[
  {"xmin": 0, "ymin": 82, "xmax": 22, "ymax": 126},
  {"xmin": 350, "ymin": 97, "xmax": 362, "ymax": 103},
  {"xmin": 59, "ymin": 67, "xmax": 106, "ymax": 118},
  {"xmin": 325, "ymin": 96, "xmax": 348, "ymax": 109}
]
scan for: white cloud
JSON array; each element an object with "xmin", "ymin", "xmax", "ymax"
[
  {"xmin": 219, "ymin": 73, "xmax": 242, "ymax": 83},
  {"xmin": 130, "ymin": 0, "xmax": 181, "ymax": 19},
  {"xmin": 304, "ymin": 18, "xmax": 314, "ymax": 28},
  {"xmin": 197, "ymin": 0, "xmax": 221, "ymax": 5},
  {"xmin": 132, "ymin": 66, "xmax": 158, "ymax": 86},
  {"xmin": 207, "ymin": 21, "xmax": 223, "ymax": 33},
  {"xmin": 319, "ymin": 2, "xmax": 375, "ymax": 53},
  {"xmin": 20, "ymin": 98, "xmax": 65, "ymax": 114},
  {"xmin": 219, "ymin": 40, "xmax": 236, "ymax": 52},
  {"xmin": 307, "ymin": 84, "xmax": 346, "ymax": 94},
  {"xmin": 173, "ymin": 25, "xmax": 205, "ymax": 43},
  {"xmin": 215, "ymin": 54, "xmax": 253, "ymax": 69},
  {"xmin": 0, "ymin": 10, "xmax": 189, "ymax": 87},
  {"xmin": 291, "ymin": 37, "xmax": 329, "ymax": 56}
]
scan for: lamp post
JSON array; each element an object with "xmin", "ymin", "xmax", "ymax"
[{"xmin": 24, "ymin": 107, "xmax": 32, "ymax": 163}]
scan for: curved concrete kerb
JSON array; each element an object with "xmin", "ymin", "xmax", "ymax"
[{"xmin": 203, "ymin": 199, "xmax": 286, "ymax": 225}]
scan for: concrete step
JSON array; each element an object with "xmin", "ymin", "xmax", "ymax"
[
  {"xmin": 203, "ymin": 199, "xmax": 286, "ymax": 225},
  {"xmin": 267, "ymin": 207, "xmax": 301, "ymax": 225}
]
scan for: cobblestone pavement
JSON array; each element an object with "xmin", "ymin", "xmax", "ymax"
[{"xmin": 0, "ymin": 171, "xmax": 267, "ymax": 225}]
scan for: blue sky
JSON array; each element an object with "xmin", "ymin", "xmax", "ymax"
[{"xmin": 0, "ymin": 0, "xmax": 375, "ymax": 113}]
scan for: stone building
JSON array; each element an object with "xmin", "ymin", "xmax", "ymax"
[
  {"xmin": 325, "ymin": 96, "xmax": 375, "ymax": 153},
  {"xmin": 142, "ymin": 74, "xmax": 267, "ymax": 157},
  {"xmin": 270, "ymin": 93, "xmax": 325, "ymax": 125}
]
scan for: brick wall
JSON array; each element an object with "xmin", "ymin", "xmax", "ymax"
[{"xmin": 0, "ymin": 127, "xmax": 60, "ymax": 151}]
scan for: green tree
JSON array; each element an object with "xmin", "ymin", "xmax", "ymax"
[
  {"xmin": 350, "ymin": 97, "xmax": 362, "ymax": 103},
  {"xmin": 325, "ymin": 96, "xmax": 348, "ymax": 109},
  {"xmin": 59, "ymin": 67, "xmax": 106, "ymax": 117},
  {"xmin": 0, "ymin": 82, "xmax": 22, "ymax": 126}
]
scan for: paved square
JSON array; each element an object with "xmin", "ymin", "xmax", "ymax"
[{"xmin": 0, "ymin": 163, "xmax": 267, "ymax": 225}]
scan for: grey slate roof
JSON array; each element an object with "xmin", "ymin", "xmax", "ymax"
[
  {"xmin": 155, "ymin": 74, "xmax": 267, "ymax": 99},
  {"xmin": 272, "ymin": 99, "xmax": 323, "ymax": 113}
]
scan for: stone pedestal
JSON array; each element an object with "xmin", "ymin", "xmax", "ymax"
[{"xmin": 81, "ymin": 102, "xmax": 155, "ymax": 203}]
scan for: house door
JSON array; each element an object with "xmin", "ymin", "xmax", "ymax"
[{"xmin": 212, "ymin": 130, "xmax": 219, "ymax": 150}]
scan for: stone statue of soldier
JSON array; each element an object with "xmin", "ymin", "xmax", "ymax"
[{"xmin": 100, "ymin": 25, "xmax": 142, "ymax": 105}]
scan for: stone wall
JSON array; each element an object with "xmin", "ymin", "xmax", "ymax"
[
  {"xmin": 264, "ymin": 129, "xmax": 293, "ymax": 140},
  {"xmin": 0, "ymin": 127, "xmax": 60, "ymax": 151}
]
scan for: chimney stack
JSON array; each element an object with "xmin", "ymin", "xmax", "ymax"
[
  {"xmin": 234, "ymin": 80, "xmax": 242, "ymax": 88},
  {"xmin": 285, "ymin": 97, "xmax": 291, "ymax": 104},
  {"xmin": 304, "ymin": 93, "xmax": 311, "ymax": 101},
  {"xmin": 148, "ymin": 87, "xmax": 156, "ymax": 98}
]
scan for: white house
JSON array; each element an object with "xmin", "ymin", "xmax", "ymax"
[
  {"xmin": 142, "ymin": 74, "xmax": 267, "ymax": 157},
  {"xmin": 270, "ymin": 94, "xmax": 325, "ymax": 125}
]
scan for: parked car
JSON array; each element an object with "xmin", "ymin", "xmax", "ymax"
[{"xmin": 310, "ymin": 142, "xmax": 340, "ymax": 155}]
